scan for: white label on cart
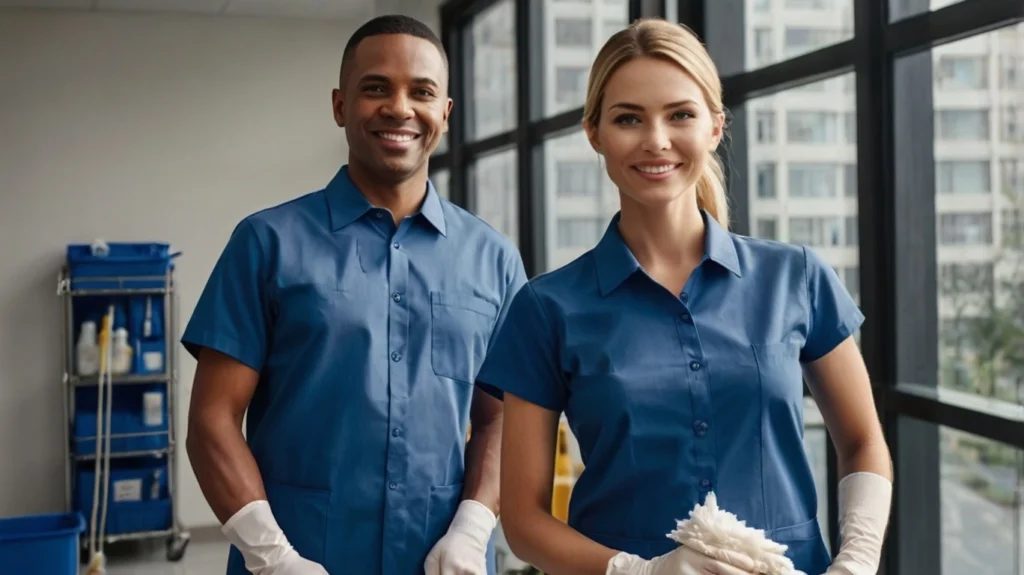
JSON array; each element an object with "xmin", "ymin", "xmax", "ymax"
[
  {"xmin": 113, "ymin": 479, "xmax": 143, "ymax": 502},
  {"xmin": 144, "ymin": 392, "xmax": 164, "ymax": 427}
]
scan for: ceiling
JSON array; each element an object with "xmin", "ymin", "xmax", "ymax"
[{"xmin": 0, "ymin": 0, "xmax": 377, "ymax": 21}]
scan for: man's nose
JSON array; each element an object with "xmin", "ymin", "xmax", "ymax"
[{"xmin": 381, "ymin": 93, "xmax": 414, "ymax": 119}]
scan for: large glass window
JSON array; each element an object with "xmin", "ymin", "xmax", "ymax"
[
  {"xmin": 543, "ymin": 130, "xmax": 617, "ymax": 271},
  {"xmin": 542, "ymin": 0, "xmax": 629, "ymax": 117},
  {"xmin": 895, "ymin": 23, "xmax": 1024, "ymax": 421},
  {"xmin": 901, "ymin": 417, "xmax": 1023, "ymax": 573},
  {"xmin": 431, "ymin": 169, "xmax": 450, "ymax": 199},
  {"xmin": 470, "ymin": 0, "xmax": 517, "ymax": 140},
  {"xmin": 747, "ymin": 74, "xmax": 859, "ymax": 297},
  {"xmin": 471, "ymin": 148, "xmax": 518, "ymax": 244}
]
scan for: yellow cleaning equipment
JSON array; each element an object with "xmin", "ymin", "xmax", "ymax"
[
  {"xmin": 85, "ymin": 306, "xmax": 115, "ymax": 575},
  {"xmin": 551, "ymin": 418, "xmax": 574, "ymax": 522}
]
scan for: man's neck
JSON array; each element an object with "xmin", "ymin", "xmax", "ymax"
[{"xmin": 347, "ymin": 162, "xmax": 429, "ymax": 224}]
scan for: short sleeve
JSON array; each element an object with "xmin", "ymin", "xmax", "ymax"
[
  {"xmin": 181, "ymin": 218, "xmax": 272, "ymax": 372},
  {"xmin": 475, "ymin": 283, "xmax": 567, "ymax": 412},
  {"xmin": 476, "ymin": 250, "xmax": 530, "ymax": 399},
  {"xmin": 801, "ymin": 245, "xmax": 865, "ymax": 363}
]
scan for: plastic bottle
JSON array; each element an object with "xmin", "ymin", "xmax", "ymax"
[
  {"xmin": 111, "ymin": 327, "xmax": 133, "ymax": 375},
  {"xmin": 76, "ymin": 321, "xmax": 99, "ymax": 376}
]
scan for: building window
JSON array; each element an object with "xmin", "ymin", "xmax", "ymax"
[
  {"xmin": 790, "ymin": 163, "xmax": 840, "ymax": 198},
  {"xmin": 756, "ymin": 218, "xmax": 778, "ymax": 240},
  {"xmin": 939, "ymin": 262, "xmax": 994, "ymax": 295},
  {"xmin": 789, "ymin": 216, "xmax": 849, "ymax": 247},
  {"xmin": 1000, "ymin": 55, "xmax": 1023, "ymax": 89},
  {"xmin": 787, "ymin": 111, "xmax": 838, "ymax": 143},
  {"xmin": 936, "ymin": 109, "xmax": 990, "ymax": 140},
  {"xmin": 555, "ymin": 67, "xmax": 588, "ymax": 106},
  {"xmin": 844, "ymin": 164, "xmax": 857, "ymax": 197},
  {"xmin": 554, "ymin": 18, "xmax": 592, "ymax": 47},
  {"xmin": 936, "ymin": 161, "xmax": 990, "ymax": 195},
  {"xmin": 556, "ymin": 162, "xmax": 600, "ymax": 198},
  {"xmin": 783, "ymin": 27, "xmax": 840, "ymax": 57},
  {"xmin": 557, "ymin": 217, "xmax": 604, "ymax": 249},
  {"xmin": 756, "ymin": 163, "xmax": 776, "ymax": 198},
  {"xmin": 1002, "ymin": 106, "xmax": 1022, "ymax": 143},
  {"xmin": 938, "ymin": 213, "xmax": 994, "ymax": 246},
  {"xmin": 1002, "ymin": 159, "xmax": 1024, "ymax": 201},
  {"xmin": 754, "ymin": 28, "xmax": 773, "ymax": 65},
  {"xmin": 1002, "ymin": 208, "xmax": 1023, "ymax": 247},
  {"xmin": 935, "ymin": 56, "xmax": 988, "ymax": 90},
  {"xmin": 756, "ymin": 110, "xmax": 776, "ymax": 144}
]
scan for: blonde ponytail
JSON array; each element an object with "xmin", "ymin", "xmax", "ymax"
[{"xmin": 696, "ymin": 151, "xmax": 729, "ymax": 231}]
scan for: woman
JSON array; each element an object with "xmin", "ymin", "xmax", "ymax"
[{"xmin": 475, "ymin": 18, "xmax": 893, "ymax": 575}]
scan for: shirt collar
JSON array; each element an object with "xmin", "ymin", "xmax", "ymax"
[
  {"xmin": 325, "ymin": 165, "xmax": 447, "ymax": 236},
  {"xmin": 594, "ymin": 209, "xmax": 742, "ymax": 297}
]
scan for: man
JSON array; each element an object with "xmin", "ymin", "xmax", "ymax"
[{"xmin": 182, "ymin": 14, "xmax": 527, "ymax": 575}]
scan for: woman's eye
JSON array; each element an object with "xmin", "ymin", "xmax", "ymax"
[
  {"xmin": 672, "ymin": 111, "xmax": 693, "ymax": 120},
  {"xmin": 613, "ymin": 115, "xmax": 640, "ymax": 124}
]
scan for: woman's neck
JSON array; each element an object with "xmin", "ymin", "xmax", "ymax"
[{"xmin": 617, "ymin": 194, "xmax": 706, "ymax": 272}]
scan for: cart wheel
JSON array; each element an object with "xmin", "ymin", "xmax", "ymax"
[{"xmin": 167, "ymin": 534, "xmax": 190, "ymax": 562}]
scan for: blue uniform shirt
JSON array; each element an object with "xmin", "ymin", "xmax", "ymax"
[
  {"xmin": 182, "ymin": 165, "xmax": 527, "ymax": 575},
  {"xmin": 476, "ymin": 210, "xmax": 863, "ymax": 574}
]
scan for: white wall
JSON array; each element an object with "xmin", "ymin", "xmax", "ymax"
[{"xmin": 0, "ymin": 9, "xmax": 359, "ymax": 529}]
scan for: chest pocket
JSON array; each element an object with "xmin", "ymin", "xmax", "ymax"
[{"xmin": 430, "ymin": 291, "xmax": 498, "ymax": 385}]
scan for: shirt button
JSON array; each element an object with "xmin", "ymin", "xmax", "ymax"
[
  {"xmin": 701, "ymin": 479, "xmax": 712, "ymax": 490},
  {"xmin": 391, "ymin": 351, "xmax": 402, "ymax": 362},
  {"xmin": 392, "ymin": 428, "xmax": 401, "ymax": 437},
  {"xmin": 680, "ymin": 292, "xmax": 689, "ymax": 302},
  {"xmin": 392, "ymin": 292, "xmax": 402, "ymax": 302},
  {"xmin": 389, "ymin": 482, "xmax": 398, "ymax": 490},
  {"xmin": 392, "ymin": 242, "xmax": 400, "ymax": 249},
  {"xmin": 693, "ymin": 420, "xmax": 708, "ymax": 435},
  {"xmin": 681, "ymin": 312, "xmax": 692, "ymax": 322},
  {"xmin": 689, "ymin": 361, "xmax": 701, "ymax": 371},
  {"xmin": 375, "ymin": 212, "xmax": 383, "ymax": 219}
]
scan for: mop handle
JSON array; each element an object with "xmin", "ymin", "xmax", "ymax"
[{"xmin": 98, "ymin": 306, "xmax": 115, "ymax": 548}]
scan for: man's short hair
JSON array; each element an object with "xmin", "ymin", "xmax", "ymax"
[{"xmin": 340, "ymin": 14, "xmax": 449, "ymax": 86}]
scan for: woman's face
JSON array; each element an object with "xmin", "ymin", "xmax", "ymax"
[{"xmin": 587, "ymin": 56, "xmax": 723, "ymax": 208}]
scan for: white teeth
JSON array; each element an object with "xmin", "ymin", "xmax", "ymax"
[
  {"xmin": 378, "ymin": 132, "xmax": 416, "ymax": 142},
  {"xmin": 636, "ymin": 164, "xmax": 676, "ymax": 174}
]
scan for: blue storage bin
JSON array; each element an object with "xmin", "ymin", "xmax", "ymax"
[
  {"xmin": 75, "ymin": 460, "xmax": 172, "ymax": 535},
  {"xmin": 73, "ymin": 385, "xmax": 169, "ymax": 455},
  {"xmin": 0, "ymin": 511, "xmax": 85, "ymax": 574},
  {"xmin": 67, "ymin": 242, "xmax": 181, "ymax": 290}
]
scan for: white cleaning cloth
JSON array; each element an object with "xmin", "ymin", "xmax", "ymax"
[{"xmin": 666, "ymin": 492, "xmax": 802, "ymax": 575}]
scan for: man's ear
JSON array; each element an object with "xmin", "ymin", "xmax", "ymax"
[
  {"xmin": 583, "ymin": 120, "xmax": 602, "ymax": 155},
  {"xmin": 332, "ymin": 88, "xmax": 345, "ymax": 128},
  {"xmin": 442, "ymin": 98, "xmax": 454, "ymax": 134}
]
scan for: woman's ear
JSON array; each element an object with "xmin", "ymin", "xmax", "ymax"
[
  {"xmin": 709, "ymin": 111, "xmax": 725, "ymax": 151},
  {"xmin": 583, "ymin": 120, "xmax": 602, "ymax": 155}
]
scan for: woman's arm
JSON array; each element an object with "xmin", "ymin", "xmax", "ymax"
[
  {"xmin": 500, "ymin": 393, "xmax": 620, "ymax": 575},
  {"xmin": 803, "ymin": 336, "xmax": 891, "ymax": 482},
  {"xmin": 803, "ymin": 336, "xmax": 893, "ymax": 575}
]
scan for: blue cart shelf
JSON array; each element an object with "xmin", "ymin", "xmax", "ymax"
[{"xmin": 58, "ymin": 242, "xmax": 189, "ymax": 562}]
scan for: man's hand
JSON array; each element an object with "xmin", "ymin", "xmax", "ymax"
[
  {"xmin": 222, "ymin": 500, "xmax": 329, "ymax": 575},
  {"xmin": 424, "ymin": 499, "xmax": 497, "ymax": 575}
]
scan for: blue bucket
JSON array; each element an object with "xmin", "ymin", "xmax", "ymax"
[{"xmin": 0, "ymin": 511, "xmax": 85, "ymax": 574}]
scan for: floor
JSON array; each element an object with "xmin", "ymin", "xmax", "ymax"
[{"xmin": 81, "ymin": 528, "xmax": 229, "ymax": 575}]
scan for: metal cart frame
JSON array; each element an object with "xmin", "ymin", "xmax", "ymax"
[{"xmin": 58, "ymin": 267, "xmax": 190, "ymax": 562}]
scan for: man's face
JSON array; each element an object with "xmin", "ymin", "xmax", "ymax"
[{"xmin": 333, "ymin": 34, "xmax": 452, "ymax": 182}]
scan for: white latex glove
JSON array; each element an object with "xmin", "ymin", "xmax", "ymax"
[
  {"xmin": 222, "ymin": 500, "xmax": 329, "ymax": 575},
  {"xmin": 607, "ymin": 546, "xmax": 757, "ymax": 575},
  {"xmin": 825, "ymin": 472, "xmax": 892, "ymax": 575},
  {"xmin": 424, "ymin": 499, "xmax": 497, "ymax": 575}
]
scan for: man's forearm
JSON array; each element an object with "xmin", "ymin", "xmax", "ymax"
[
  {"xmin": 462, "ymin": 413, "xmax": 503, "ymax": 517},
  {"xmin": 186, "ymin": 414, "xmax": 267, "ymax": 524}
]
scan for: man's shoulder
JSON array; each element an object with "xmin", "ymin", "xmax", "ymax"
[{"xmin": 439, "ymin": 198, "xmax": 519, "ymax": 257}]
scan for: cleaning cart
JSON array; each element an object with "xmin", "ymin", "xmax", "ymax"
[{"xmin": 57, "ymin": 242, "xmax": 189, "ymax": 565}]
